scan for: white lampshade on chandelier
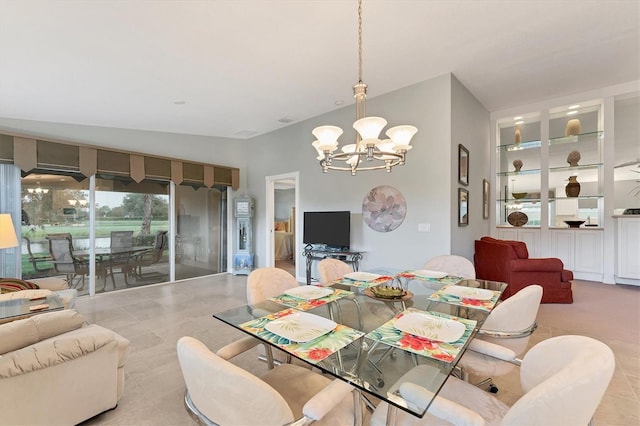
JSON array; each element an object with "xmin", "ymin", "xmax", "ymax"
[{"xmin": 312, "ymin": 0, "xmax": 417, "ymax": 175}]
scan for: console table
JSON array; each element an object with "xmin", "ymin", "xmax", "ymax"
[{"xmin": 303, "ymin": 246, "xmax": 364, "ymax": 285}]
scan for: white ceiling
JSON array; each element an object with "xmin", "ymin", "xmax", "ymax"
[{"xmin": 1, "ymin": 0, "xmax": 639, "ymax": 140}]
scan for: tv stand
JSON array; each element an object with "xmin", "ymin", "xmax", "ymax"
[{"xmin": 303, "ymin": 246, "xmax": 364, "ymax": 285}]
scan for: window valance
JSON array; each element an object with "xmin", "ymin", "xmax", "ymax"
[{"xmin": 0, "ymin": 133, "xmax": 239, "ymax": 189}]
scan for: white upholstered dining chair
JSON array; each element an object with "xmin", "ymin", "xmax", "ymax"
[
  {"xmin": 457, "ymin": 284, "xmax": 543, "ymax": 392},
  {"xmin": 244, "ymin": 267, "xmax": 301, "ymax": 368},
  {"xmin": 177, "ymin": 336, "xmax": 357, "ymax": 426},
  {"xmin": 246, "ymin": 267, "xmax": 300, "ymax": 305},
  {"xmin": 317, "ymin": 258, "xmax": 353, "ymax": 285},
  {"xmin": 370, "ymin": 335, "xmax": 615, "ymax": 426},
  {"xmin": 422, "ymin": 255, "xmax": 476, "ymax": 279}
]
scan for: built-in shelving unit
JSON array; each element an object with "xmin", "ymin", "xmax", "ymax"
[{"xmin": 490, "ymin": 84, "xmax": 640, "ymax": 284}]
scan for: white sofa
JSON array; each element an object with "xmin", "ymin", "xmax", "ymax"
[
  {"xmin": 0, "ymin": 309, "xmax": 130, "ymax": 425},
  {"xmin": 0, "ymin": 277, "xmax": 77, "ymax": 309}
]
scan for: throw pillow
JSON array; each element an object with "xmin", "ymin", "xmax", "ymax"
[
  {"xmin": 502, "ymin": 240, "xmax": 529, "ymax": 258},
  {"xmin": 0, "ymin": 278, "xmax": 40, "ymax": 294},
  {"xmin": 480, "ymin": 236, "xmax": 529, "ymax": 259}
]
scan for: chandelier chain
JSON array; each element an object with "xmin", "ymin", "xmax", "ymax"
[
  {"xmin": 357, "ymin": 0, "xmax": 363, "ymax": 83},
  {"xmin": 310, "ymin": 0, "xmax": 417, "ymax": 175}
]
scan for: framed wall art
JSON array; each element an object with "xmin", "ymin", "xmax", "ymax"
[
  {"xmin": 362, "ymin": 185, "xmax": 407, "ymax": 232},
  {"xmin": 483, "ymin": 179, "xmax": 490, "ymax": 219},
  {"xmin": 458, "ymin": 144, "xmax": 469, "ymax": 186},
  {"xmin": 458, "ymin": 188, "xmax": 469, "ymax": 226}
]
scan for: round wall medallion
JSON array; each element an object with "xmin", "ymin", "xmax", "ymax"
[
  {"xmin": 507, "ymin": 211, "xmax": 528, "ymax": 227},
  {"xmin": 362, "ymin": 185, "xmax": 407, "ymax": 232}
]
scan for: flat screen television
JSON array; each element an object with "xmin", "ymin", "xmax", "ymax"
[{"xmin": 303, "ymin": 211, "xmax": 350, "ymax": 250}]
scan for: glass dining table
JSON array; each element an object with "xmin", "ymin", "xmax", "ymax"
[{"xmin": 213, "ymin": 271, "xmax": 507, "ymax": 424}]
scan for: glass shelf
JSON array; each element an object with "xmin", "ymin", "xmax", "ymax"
[
  {"xmin": 550, "ymin": 195, "xmax": 603, "ymax": 201},
  {"xmin": 497, "ymin": 139, "xmax": 541, "ymax": 152},
  {"xmin": 548, "ymin": 131, "xmax": 603, "ymax": 146},
  {"xmin": 549, "ymin": 163, "xmax": 603, "ymax": 173},
  {"xmin": 503, "ymin": 197, "xmax": 542, "ymax": 203},
  {"xmin": 501, "ymin": 194, "xmax": 603, "ymax": 202},
  {"xmin": 497, "ymin": 168, "xmax": 541, "ymax": 177}
]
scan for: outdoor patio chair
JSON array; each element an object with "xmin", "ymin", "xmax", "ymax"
[
  {"xmin": 107, "ymin": 230, "xmax": 135, "ymax": 287},
  {"xmin": 129, "ymin": 230, "xmax": 168, "ymax": 281},
  {"xmin": 47, "ymin": 234, "xmax": 106, "ymax": 290}
]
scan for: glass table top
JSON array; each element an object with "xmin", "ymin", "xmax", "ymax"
[{"xmin": 214, "ymin": 277, "xmax": 507, "ymax": 419}]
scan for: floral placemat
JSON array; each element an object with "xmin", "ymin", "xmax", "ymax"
[
  {"xmin": 365, "ymin": 308, "xmax": 476, "ymax": 363},
  {"xmin": 240, "ymin": 308, "xmax": 364, "ymax": 364},
  {"xmin": 334, "ymin": 275, "xmax": 394, "ymax": 289},
  {"xmin": 428, "ymin": 285, "xmax": 500, "ymax": 312},
  {"xmin": 397, "ymin": 271, "xmax": 463, "ymax": 285},
  {"xmin": 269, "ymin": 288, "xmax": 354, "ymax": 311}
]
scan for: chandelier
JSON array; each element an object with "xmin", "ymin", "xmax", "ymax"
[
  {"xmin": 311, "ymin": 0, "xmax": 417, "ymax": 175},
  {"xmin": 27, "ymin": 182, "xmax": 49, "ymax": 194}
]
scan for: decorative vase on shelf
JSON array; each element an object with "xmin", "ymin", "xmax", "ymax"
[
  {"xmin": 513, "ymin": 159, "xmax": 523, "ymax": 172},
  {"xmin": 514, "ymin": 125, "xmax": 521, "ymax": 144},
  {"xmin": 567, "ymin": 150, "xmax": 581, "ymax": 166},
  {"xmin": 565, "ymin": 119, "xmax": 582, "ymax": 136},
  {"xmin": 565, "ymin": 176, "xmax": 581, "ymax": 197}
]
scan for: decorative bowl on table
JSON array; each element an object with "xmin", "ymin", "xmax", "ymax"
[
  {"xmin": 511, "ymin": 192, "xmax": 527, "ymax": 199},
  {"xmin": 564, "ymin": 220, "xmax": 586, "ymax": 228},
  {"xmin": 368, "ymin": 286, "xmax": 407, "ymax": 299}
]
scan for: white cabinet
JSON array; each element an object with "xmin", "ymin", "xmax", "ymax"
[
  {"xmin": 550, "ymin": 229, "xmax": 603, "ymax": 281},
  {"xmin": 614, "ymin": 216, "xmax": 640, "ymax": 285},
  {"xmin": 496, "ymin": 227, "xmax": 541, "ymax": 257}
]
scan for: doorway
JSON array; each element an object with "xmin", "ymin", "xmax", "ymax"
[{"xmin": 265, "ymin": 172, "xmax": 299, "ymax": 279}]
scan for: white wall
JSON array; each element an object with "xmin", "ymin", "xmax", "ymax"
[
  {"xmin": 246, "ymin": 73, "xmax": 488, "ymax": 279},
  {"xmin": 450, "ymin": 76, "xmax": 491, "ymax": 259},
  {"xmin": 274, "ymin": 189, "xmax": 295, "ymax": 220}
]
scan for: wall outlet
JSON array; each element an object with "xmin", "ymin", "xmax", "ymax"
[{"xmin": 418, "ymin": 223, "xmax": 430, "ymax": 232}]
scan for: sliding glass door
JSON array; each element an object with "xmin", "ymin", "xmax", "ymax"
[
  {"xmin": 175, "ymin": 184, "xmax": 227, "ymax": 280},
  {"xmin": 18, "ymin": 169, "xmax": 227, "ymax": 294}
]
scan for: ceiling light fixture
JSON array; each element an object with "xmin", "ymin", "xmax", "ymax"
[
  {"xmin": 311, "ymin": 0, "xmax": 417, "ymax": 175},
  {"xmin": 26, "ymin": 182, "xmax": 49, "ymax": 194}
]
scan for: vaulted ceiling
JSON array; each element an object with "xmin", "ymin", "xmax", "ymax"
[{"xmin": 1, "ymin": 0, "xmax": 638, "ymax": 139}]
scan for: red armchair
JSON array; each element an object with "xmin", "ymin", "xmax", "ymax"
[{"xmin": 474, "ymin": 236, "xmax": 573, "ymax": 303}]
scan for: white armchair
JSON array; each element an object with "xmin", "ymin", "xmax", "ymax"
[
  {"xmin": 370, "ymin": 335, "xmax": 615, "ymax": 426},
  {"xmin": 177, "ymin": 336, "xmax": 357, "ymax": 426},
  {"xmin": 457, "ymin": 284, "xmax": 543, "ymax": 392}
]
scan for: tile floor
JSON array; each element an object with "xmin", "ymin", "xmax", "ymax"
[{"xmin": 75, "ymin": 274, "xmax": 639, "ymax": 425}]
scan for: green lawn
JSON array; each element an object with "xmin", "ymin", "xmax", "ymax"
[{"xmin": 21, "ymin": 220, "xmax": 169, "ymax": 278}]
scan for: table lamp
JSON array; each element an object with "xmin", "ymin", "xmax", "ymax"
[{"xmin": 0, "ymin": 214, "xmax": 19, "ymax": 249}]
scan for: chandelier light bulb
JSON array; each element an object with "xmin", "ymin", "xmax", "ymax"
[
  {"xmin": 376, "ymin": 141, "xmax": 399, "ymax": 160},
  {"xmin": 312, "ymin": 125, "xmax": 343, "ymax": 146},
  {"xmin": 386, "ymin": 125, "xmax": 418, "ymax": 149},
  {"xmin": 353, "ymin": 117, "xmax": 387, "ymax": 143}
]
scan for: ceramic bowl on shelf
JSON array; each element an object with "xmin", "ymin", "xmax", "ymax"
[
  {"xmin": 511, "ymin": 192, "xmax": 527, "ymax": 199},
  {"xmin": 564, "ymin": 220, "xmax": 586, "ymax": 228}
]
